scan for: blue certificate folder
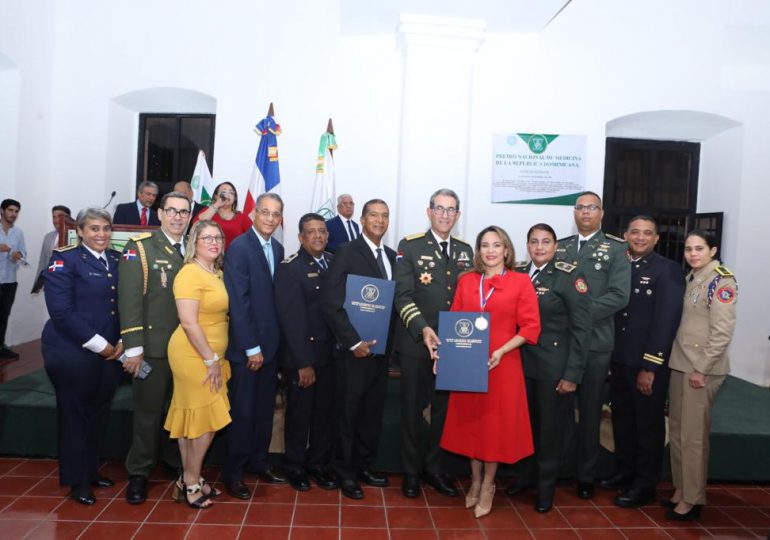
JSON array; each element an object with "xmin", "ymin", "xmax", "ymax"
[
  {"xmin": 343, "ymin": 274, "xmax": 396, "ymax": 356},
  {"xmin": 436, "ymin": 312, "xmax": 490, "ymax": 393}
]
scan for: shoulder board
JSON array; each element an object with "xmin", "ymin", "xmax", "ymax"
[
  {"xmin": 715, "ymin": 265, "xmax": 734, "ymax": 277},
  {"xmin": 514, "ymin": 261, "xmax": 528, "ymax": 270},
  {"xmin": 554, "ymin": 261, "xmax": 576, "ymax": 273},
  {"xmin": 403, "ymin": 232, "xmax": 425, "ymax": 242},
  {"xmin": 451, "ymin": 235, "xmax": 470, "ymax": 245},
  {"xmin": 129, "ymin": 232, "xmax": 153, "ymax": 242},
  {"xmin": 605, "ymin": 233, "xmax": 625, "ymax": 242},
  {"xmin": 281, "ymin": 252, "xmax": 299, "ymax": 264},
  {"xmin": 54, "ymin": 244, "xmax": 77, "ymax": 252},
  {"xmin": 557, "ymin": 235, "xmax": 576, "ymax": 243}
]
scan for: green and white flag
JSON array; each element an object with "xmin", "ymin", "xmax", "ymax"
[
  {"xmin": 310, "ymin": 132, "xmax": 337, "ymax": 219},
  {"xmin": 191, "ymin": 150, "xmax": 215, "ymax": 205}
]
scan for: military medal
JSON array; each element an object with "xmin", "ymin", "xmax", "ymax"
[
  {"xmin": 475, "ymin": 316, "xmax": 488, "ymax": 331},
  {"xmin": 160, "ymin": 267, "xmax": 168, "ymax": 289},
  {"xmin": 595, "ymin": 263, "xmax": 602, "ymax": 270},
  {"xmin": 477, "ymin": 270, "xmax": 504, "ymax": 331},
  {"xmin": 419, "ymin": 271, "xmax": 433, "ymax": 285}
]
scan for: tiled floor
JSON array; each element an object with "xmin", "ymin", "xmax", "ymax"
[{"xmin": 0, "ymin": 458, "xmax": 767, "ymax": 539}]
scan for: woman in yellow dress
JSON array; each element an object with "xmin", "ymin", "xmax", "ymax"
[{"xmin": 164, "ymin": 220, "xmax": 231, "ymax": 509}]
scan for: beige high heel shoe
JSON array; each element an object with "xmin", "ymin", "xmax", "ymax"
[
  {"xmin": 465, "ymin": 481, "xmax": 481, "ymax": 508},
  {"xmin": 474, "ymin": 484, "xmax": 496, "ymax": 518}
]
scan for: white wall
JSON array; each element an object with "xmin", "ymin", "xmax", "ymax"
[{"xmin": 1, "ymin": 0, "xmax": 768, "ymax": 384}]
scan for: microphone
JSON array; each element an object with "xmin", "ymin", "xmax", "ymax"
[{"xmin": 103, "ymin": 190, "xmax": 116, "ymax": 209}]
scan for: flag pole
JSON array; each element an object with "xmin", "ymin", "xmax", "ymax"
[{"xmin": 267, "ymin": 102, "xmax": 275, "ymax": 117}]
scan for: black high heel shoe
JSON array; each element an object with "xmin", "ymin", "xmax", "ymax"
[
  {"xmin": 179, "ymin": 480, "xmax": 212, "ymax": 509},
  {"xmin": 173, "ymin": 476, "xmax": 221, "ymax": 502},
  {"xmin": 665, "ymin": 504, "xmax": 702, "ymax": 521}
]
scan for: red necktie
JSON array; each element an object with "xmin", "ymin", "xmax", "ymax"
[{"xmin": 140, "ymin": 207, "xmax": 148, "ymax": 226}]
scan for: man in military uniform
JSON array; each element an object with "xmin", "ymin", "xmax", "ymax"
[
  {"xmin": 394, "ymin": 188, "xmax": 473, "ymax": 498},
  {"xmin": 118, "ymin": 191, "xmax": 192, "ymax": 504},
  {"xmin": 555, "ymin": 191, "xmax": 631, "ymax": 499},
  {"xmin": 602, "ymin": 216, "xmax": 684, "ymax": 508},
  {"xmin": 275, "ymin": 213, "xmax": 337, "ymax": 492}
]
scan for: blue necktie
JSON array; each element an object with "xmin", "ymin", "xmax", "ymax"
[{"xmin": 264, "ymin": 241, "xmax": 274, "ymax": 276}]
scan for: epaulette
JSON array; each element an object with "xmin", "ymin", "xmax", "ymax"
[
  {"xmin": 403, "ymin": 232, "xmax": 425, "ymax": 242},
  {"xmin": 451, "ymin": 235, "xmax": 470, "ymax": 246},
  {"xmin": 514, "ymin": 261, "xmax": 528, "ymax": 270},
  {"xmin": 281, "ymin": 252, "xmax": 299, "ymax": 264},
  {"xmin": 129, "ymin": 232, "xmax": 153, "ymax": 242},
  {"xmin": 54, "ymin": 244, "xmax": 77, "ymax": 252},
  {"xmin": 555, "ymin": 261, "xmax": 576, "ymax": 273},
  {"xmin": 557, "ymin": 235, "xmax": 575, "ymax": 243},
  {"xmin": 715, "ymin": 265, "xmax": 734, "ymax": 277},
  {"xmin": 605, "ymin": 233, "xmax": 625, "ymax": 243}
]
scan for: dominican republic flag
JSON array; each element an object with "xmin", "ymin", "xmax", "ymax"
[
  {"xmin": 243, "ymin": 115, "xmax": 282, "ymax": 236},
  {"xmin": 191, "ymin": 150, "xmax": 215, "ymax": 205},
  {"xmin": 48, "ymin": 260, "xmax": 64, "ymax": 272},
  {"xmin": 311, "ymin": 131, "xmax": 337, "ymax": 219},
  {"xmin": 122, "ymin": 250, "xmax": 137, "ymax": 261}
]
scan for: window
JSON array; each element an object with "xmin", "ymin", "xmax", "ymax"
[{"xmin": 137, "ymin": 114, "xmax": 215, "ymax": 195}]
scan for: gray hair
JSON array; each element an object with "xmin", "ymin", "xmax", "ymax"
[
  {"xmin": 160, "ymin": 191, "xmax": 191, "ymax": 209},
  {"xmin": 76, "ymin": 207, "xmax": 112, "ymax": 229},
  {"xmin": 429, "ymin": 188, "xmax": 460, "ymax": 211},
  {"xmin": 337, "ymin": 193, "xmax": 353, "ymax": 204},
  {"xmin": 256, "ymin": 192, "xmax": 284, "ymax": 212},
  {"xmin": 137, "ymin": 180, "xmax": 159, "ymax": 193}
]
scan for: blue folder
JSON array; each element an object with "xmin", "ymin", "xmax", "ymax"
[
  {"xmin": 435, "ymin": 311, "xmax": 490, "ymax": 393},
  {"xmin": 343, "ymin": 274, "xmax": 395, "ymax": 356}
]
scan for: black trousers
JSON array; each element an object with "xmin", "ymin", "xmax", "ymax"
[
  {"xmin": 576, "ymin": 350, "xmax": 611, "ymax": 483},
  {"xmin": 43, "ymin": 344, "xmax": 122, "ymax": 487},
  {"xmin": 0, "ymin": 282, "xmax": 18, "ymax": 345},
  {"xmin": 399, "ymin": 350, "xmax": 450, "ymax": 476},
  {"xmin": 283, "ymin": 362, "xmax": 335, "ymax": 473},
  {"xmin": 223, "ymin": 360, "xmax": 278, "ymax": 483},
  {"xmin": 333, "ymin": 351, "xmax": 388, "ymax": 481},
  {"xmin": 610, "ymin": 362, "xmax": 670, "ymax": 490}
]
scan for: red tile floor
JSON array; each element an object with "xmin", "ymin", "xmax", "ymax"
[{"xmin": 0, "ymin": 458, "xmax": 767, "ymax": 540}]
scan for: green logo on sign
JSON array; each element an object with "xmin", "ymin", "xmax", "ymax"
[{"xmin": 528, "ymin": 134, "xmax": 548, "ymax": 154}]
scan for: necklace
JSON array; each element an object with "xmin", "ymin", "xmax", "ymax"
[{"xmin": 193, "ymin": 257, "xmax": 216, "ymax": 274}]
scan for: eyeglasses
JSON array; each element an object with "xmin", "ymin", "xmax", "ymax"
[
  {"xmin": 257, "ymin": 209, "xmax": 283, "ymax": 219},
  {"xmin": 574, "ymin": 204, "xmax": 601, "ymax": 212},
  {"xmin": 199, "ymin": 235, "xmax": 225, "ymax": 244},
  {"xmin": 431, "ymin": 205, "xmax": 458, "ymax": 217},
  {"xmin": 162, "ymin": 208, "xmax": 192, "ymax": 218}
]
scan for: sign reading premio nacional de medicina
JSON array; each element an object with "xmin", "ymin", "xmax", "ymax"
[{"xmin": 492, "ymin": 133, "xmax": 587, "ymax": 205}]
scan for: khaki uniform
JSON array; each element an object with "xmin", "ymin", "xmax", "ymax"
[
  {"xmin": 668, "ymin": 259, "xmax": 737, "ymax": 505},
  {"xmin": 118, "ymin": 230, "xmax": 184, "ymax": 477}
]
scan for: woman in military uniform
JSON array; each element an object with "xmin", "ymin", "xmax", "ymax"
[
  {"xmin": 42, "ymin": 207, "xmax": 124, "ymax": 505},
  {"xmin": 508, "ymin": 223, "xmax": 591, "ymax": 513},
  {"xmin": 665, "ymin": 230, "xmax": 738, "ymax": 520}
]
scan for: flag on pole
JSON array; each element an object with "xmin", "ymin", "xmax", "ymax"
[
  {"xmin": 190, "ymin": 150, "xmax": 215, "ymax": 205},
  {"xmin": 243, "ymin": 113, "xmax": 282, "ymax": 218},
  {"xmin": 311, "ymin": 131, "xmax": 337, "ymax": 219}
]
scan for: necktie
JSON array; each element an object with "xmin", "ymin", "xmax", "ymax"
[
  {"xmin": 531, "ymin": 268, "xmax": 540, "ymax": 281},
  {"xmin": 173, "ymin": 243, "xmax": 183, "ymax": 258},
  {"xmin": 579, "ymin": 239, "xmax": 587, "ymax": 251},
  {"xmin": 264, "ymin": 242, "xmax": 274, "ymax": 277},
  {"xmin": 140, "ymin": 207, "xmax": 148, "ymax": 226},
  {"xmin": 318, "ymin": 257, "xmax": 328, "ymax": 272},
  {"xmin": 99, "ymin": 257, "xmax": 108, "ymax": 270},
  {"xmin": 440, "ymin": 241, "xmax": 448, "ymax": 259},
  {"xmin": 375, "ymin": 248, "xmax": 388, "ymax": 279},
  {"xmin": 347, "ymin": 220, "xmax": 356, "ymax": 241}
]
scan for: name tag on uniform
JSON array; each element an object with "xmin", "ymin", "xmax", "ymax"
[{"xmin": 307, "ymin": 272, "xmax": 319, "ymax": 278}]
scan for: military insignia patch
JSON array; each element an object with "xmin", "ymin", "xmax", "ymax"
[
  {"xmin": 457, "ymin": 251, "xmax": 470, "ymax": 262},
  {"xmin": 419, "ymin": 272, "xmax": 433, "ymax": 285},
  {"xmin": 716, "ymin": 286, "xmax": 735, "ymax": 303},
  {"xmin": 396, "ymin": 251, "xmax": 404, "ymax": 263},
  {"xmin": 574, "ymin": 278, "xmax": 588, "ymax": 294},
  {"xmin": 48, "ymin": 260, "xmax": 64, "ymax": 272},
  {"xmin": 555, "ymin": 261, "xmax": 576, "ymax": 273},
  {"xmin": 122, "ymin": 250, "xmax": 137, "ymax": 260}
]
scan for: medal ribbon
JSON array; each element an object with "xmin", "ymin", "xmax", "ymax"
[{"xmin": 479, "ymin": 269, "xmax": 505, "ymax": 312}]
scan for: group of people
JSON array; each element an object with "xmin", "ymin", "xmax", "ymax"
[{"xmin": 22, "ymin": 183, "xmax": 736, "ymax": 521}]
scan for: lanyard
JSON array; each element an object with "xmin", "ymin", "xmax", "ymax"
[{"xmin": 479, "ymin": 269, "xmax": 505, "ymax": 312}]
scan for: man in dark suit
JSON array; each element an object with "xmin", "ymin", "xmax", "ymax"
[
  {"xmin": 555, "ymin": 191, "xmax": 631, "ymax": 500},
  {"xmin": 275, "ymin": 213, "xmax": 336, "ymax": 492},
  {"xmin": 322, "ymin": 199, "xmax": 396, "ymax": 500},
  {"xmin": 222, "ymin": 192, "xmax": 286, "ymax": 499},
  {"xmin": 325, "ymin": 194, "xmax": 359, "ymax": 253},
  {"xmin": 602, "ymin": 216, "xmax": 685, "ymax": 508},
  {"xmin": 113, "ymin": 181, "xmax": 161, "ymax": 226}
]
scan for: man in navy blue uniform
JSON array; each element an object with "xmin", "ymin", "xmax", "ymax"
[
  {"xmin": 275, "ymin": 213, "xmax": 336, "ymax": 492},
  {"xmin": 602, "ymin": 215, "xmax": 685, "ymax": 508},
  {"xmin": 222, "ymin": 192, "xmax": 286, "ymax": 499}
]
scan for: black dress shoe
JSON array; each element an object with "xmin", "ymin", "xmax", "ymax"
[
  {"xmin": 225, "ymin": 480, "xmax": 251, "ymax": 500},
  {"xmin": 125, "ymin": 475, "xmax": 147, "ymax": 505},
  {"xmin": 308, "ymin": 468, "xmax": 337, "ymax": 490},
  {"xmin": 340, "ymin": 478, "xmax": 364, "ymax": 499},
  {"xmin": 535, "ymin": 498, "xmax": 553, "ymax": 513},
  {"xmin": 70, "ymin": 484, "xmax": 96, "ymax": 505},
  {"xmin": 402, "ymin": 475, "xmax": 421, "ymax": 498},
  {"xmin": 259, "ymin": 468, "xmax": 287, "ymax": 484},
  {"xmin": 599, "ymin": 473, "xmax": 633, "ymax": 491},
  {"xmin": 614, "ymin": 487, "xmax": 656, "ymax": 508},
  {"xmin": 577, "ymin": 481, "xmax": 594, "ymax": 500},
  {"xmin": 287, "ymin": 470, "xmax": 311, "ymax": 492},
  {"xmin": 358, "ymin": 469, "xmax": 389, "ymax": 487},
  {"xmin": 90, "ymin": 475, "xmax": 114, "ymax": 488},
  {"xmin": 665, "ymin": 504, "xmax": 702, "ymax": 521},
  {"xmin": 424, "ymin": 473, "xmax": 458, "ymax": 497},
  {"xmin": 505, "ymin": 483, "xmax": 532, "ymax": 497}
]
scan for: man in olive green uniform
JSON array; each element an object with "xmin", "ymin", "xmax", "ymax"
[
  {"xmin": 394, "ymin": 189, "xmax": 473, "ymax": 499},
  {"xmin": 119, "ymin": 192, "xmax": 192, "ymax": 504},
  {"xmin": 555, "ymin": 191, "xmax": 630, "ymax": 499}
]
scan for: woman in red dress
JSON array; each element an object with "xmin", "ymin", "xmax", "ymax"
[
  {"xmin": 440, "ymin": 225, "xmax": 541, "ymax": 518},
  {"xmin": 192, "ymin": 182, "xmax": 253, "ymax": 250}
]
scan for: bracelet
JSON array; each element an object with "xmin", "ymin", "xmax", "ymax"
[{"xmin": 203, "ymin": 353, "xmax": 220, "ymax": 367}]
